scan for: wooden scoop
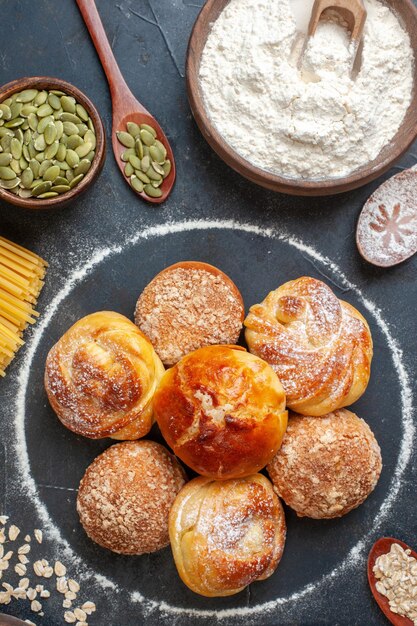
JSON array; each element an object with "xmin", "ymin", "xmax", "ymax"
[
  {"xmin": 0, "ymin": 615, "xmax": 28, "ymax": 625},
  {"xmin": 76, "ymin": 0, "xmax": 176, "ymax": 205},
  {"xmin": 298, "ymin": 0, "xmax": 367, "ymax": 73},
  {"xmin": 368, "ymin": 537, "xmax": 417, "ymax": 626}
]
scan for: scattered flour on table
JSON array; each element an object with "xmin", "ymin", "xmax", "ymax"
[{"xmin": 199, "ymin": 0, "xmax": 414, "ymax": 179}]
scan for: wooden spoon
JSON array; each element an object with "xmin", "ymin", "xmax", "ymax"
[
  {"xmin": 368, "ymin": 537, "xmax": 417, "ymax": 625},
  {"xmin": 75, "ymin": 0, "xmax": 176, "ymax": 205},
  {"xmin": 0, "ymin": 615, "xmax": 28, "ymax": 625}
]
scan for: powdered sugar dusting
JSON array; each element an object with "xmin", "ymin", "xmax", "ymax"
[{"xmin": 11, "ymin": 220, "xmax": 414, "ymax": 622}]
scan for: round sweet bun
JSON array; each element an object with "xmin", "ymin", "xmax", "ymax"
[
  {"xmin": 169, "ymin": 474, "xmax": 286, "ymax": 597},
  {"xmin": 267, "ymin": 409, "xmax": 382, "ymax": 519},
  {"xmin": 77, "ymin": 440, "xmax": 186, "ymax": 555},
  {"xmin": 45, "ymin": 311, "xmax": 165, "ymax": 440},
  {"xmin": 134, "ymin": 261, "xmax": 245, "ymax": 366},
  {"xmin": 244, "ymin": 277, "xmax": 373, "ymax": 416},
  {"xmin": 154, "ymin": 345, "xmax": 288, "ymax": 479}
]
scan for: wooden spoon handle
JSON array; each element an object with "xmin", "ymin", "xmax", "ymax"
[
  {"xmin": 75, "ymin": 0, "xmax": 135, "ymax": 108},
  {"xmin": 308, "ymin": 0, "xmax": 366, "ymax": 40}
]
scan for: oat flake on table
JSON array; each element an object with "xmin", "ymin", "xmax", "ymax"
[{"xmin": 199, "ymin": 0, "xmax": 413, "ymax": 180}]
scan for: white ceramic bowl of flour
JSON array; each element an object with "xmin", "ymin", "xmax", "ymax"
[{"xmin": 186, "ymin": 0, "xmax": 417, "ymax": 196}]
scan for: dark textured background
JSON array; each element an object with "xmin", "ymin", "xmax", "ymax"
[{"xmin": 0, "ymin": 1, "xmax": 416, "ymax": 625}]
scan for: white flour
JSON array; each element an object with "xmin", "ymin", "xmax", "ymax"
[{"xmin": 199, "ymin": 0, "xmax": 414, "ymax": 180}]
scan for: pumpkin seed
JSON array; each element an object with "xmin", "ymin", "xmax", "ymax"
[
  {"xmin": 21, "ymin": 168, "xmax": 34, "ymax": 189},
  {"xmin": 54, "ymin": 176, "xmax": 68, "ymax": 186},
  {"xmin": 35, "ymin": 151, "xmax": 45, "ymax": 162},
  {"xmin": 0, "ymin": 153, "xmax": 12, "ymax": 166},
  {"xmin": 84, "ymin": 130, "xmax": 96, "ymax": 150},
  {"xmin": 66, "ymin": 169, "xmax": 74, "ymax": 183},
  {"xmin": 10, "ymin": 102, "xmax": 23, "ymax": 119},
  {"xmin": 116, "ymin": 131, "xmax": 135, "ymax": 148},
  {"xmin": 146, "ymin": 166, "xmax": 162, "ymax": 181},
  {"xmin": 77, "ymin": 123, "xmax": 88, "ymax": 137},
  {"xmin": 43, "ymin": 165, "xmax": 60, "ymax": 181},
  {"xmin": 29, "ymin": 159, "xmax": 40, "ymax": 177},
  {"xmin": 50, "ymin": 90, "xmax": 65, "ymax": 96},
  {"xmin": 37, "ymin": 191, "xmax": 58, "ymax": 198},
  {"xmin": 135, "ymin": 137, "xmax": 144, "ymax": 159},
  {"xmin": 37, "ymin": 103, "xmax": 53, "ymax": 118},
  {"xmin": 124, "ymin": 162, "xmax": 134, "ymax": 177},
  {"xmin": 127, "ymin": 122, "xmax": 141, "ymax": 137},
  {"xmin": 38, "ymin": 115, "xmax": 54, "ymax": 133},
  {"xmin": 66, "ymin": 134, "xmax": 83, "ymax": 150},
  {"xmin": 34, "ymin": 91, "xmax": 48, "ymax": 106},
  {"xmin": 28, "ymin": 113, "xmax": 38, "ymax": 131},
  {"xmin": 1, "ymin": 135, "xmax": 12, "ymax": 151},
  {"xmin": 61, "ymin": 96, "xmax": 76, "ymax": 113},
  {"xmin": 18, "ymin": 187, "xmax": 32, "ymax": 198},
  {"xmin": 134, "ymin": 170, "xmax": 150, "ymax": 184},
  {"xmin": 4, "ymin": 118, "xmax": 24, "ymax": 128},
  {"xmin": 60, "ymin": 112, "xmax": 81, "ymax": 124},
  {"xmin": 75, "ymin": 141, "xmax": 93, "ymax": 158},
  {"xmin": 23, "ymin": 130, "xmax": 31, "ymax": 145},
  {"xmin": 121, "ymin": 148, "xmax": 135, "ymax": 162},
  {"xmin": 141, "ymin": 155, "xmax": 150, "ymax": 171},
  {"xmin": 39, "ymin": 160, "xmax": 53, "ymax": 177},
  {"xmin": 0, "ymin": 104, "xmax": 11, "ymax": 120},
  {"xmin": 149, "ymin": 144, "xmax": 165, "ymax": 164},
  {"xmin": 51, "ymin": 184, "xmax": 71, "ymax": 193},
  {"xmin": 55, "ymin": 120, "xmax": 64, "ymax": 140},
  {"xmin": 0, "ymin": 177, "xmax": 20, "ymax": 189},
  {"xmin": 16, "ymin": 89, "xmax": 38, "ymax": 103},
  {"xmin": 0, "ymin": 166, "xmax": 17, "ymax": 180},
  {"xmin": 63, "ymin": 121, "xmax": 79, "ymax": 136},
  {"xmin": 74, "ymin": 159, "xmax": 91, "ymax": 176},
  {"xmin": 21, "ymin": 120, "xmax": 29, "ymax": 131},
  {"xmin": 19, "ymin": 156, "xmax": 28, "ymax": 170},
  {"xmin": 54, "ymin": 160, "xmax": 70, "ymax": 171},
  {"xmin": 30, "ymin": 178, "xmax": 43, "ymax": 189},
  {"xmin": 144, "ymin": 183, "xmax": 162, "ymax": 198},
  {"xmin": 140, "ymin": 128, "xmax": 155, "ymax": 146},
  {"xmin": 34, "ymin": 135, "xmax": 46, "ymax": 151},
  {"xmin": 10, "ymin": 159, "xmax": 21, "ymax": 175},
  {"xmin": 152, "ymin": 161, "xmax": 165, "ymax": 176},
  {"xmin": 32, "ymin": 181, "xmax": 53, "ymax": 196},
  {"xmin": 45, "ymin": 141, "xmax": 59, "ymax": 159},
  {"xmin": 128, "ymin": 154, "xmax": 142, "ymax": 170},
  {"xmin": 85, "ymin": 150, "xmax": 95, "ymax": 162},
  {"xmin": 154, "ymin": 140, "xmax": 167, "ymax": 160},
  {"xmin": 140, "ymin": 123, "xmax": 157, "ymax": 138},
  {"xmin": 69, "ymin": 173, "xmax": 84, "ymax": 188},
  {"xmin": 151, "ymin": 179, "xmax": 162, "ymax": 188},
  {"xmin": 10, "ymin": 138, "xmax": 22, "ymax": 160},
  {"xmin": 76, "ymin": 104, "xmax": 89, "ymax": 122},
  {"xmin": 20, "ymin": 104, "xmax": 37, "ymax": 117},
  {"xmin": 44, "ymin": 123, "xmax": 57, "ymax": 145},
  {"xmin": 48, "ymin": 93, "xmax": 62, "ymax": 110},
  {"xmin": 0, "ymin": 128, "xmax": 13, "ymax": 138},
  {"xmin": 56, "ymin": 143, "xmax": 66, "ymax": 162},
  {"xmin": 130, "ymin": 175, "xmax": 144, "ymax": 193}
]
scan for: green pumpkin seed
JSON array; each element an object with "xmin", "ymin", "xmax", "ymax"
[
  {"xmin": 19, "ymin": 156, "xmax": 28, "ymax": 170},
  {"xmin": 44, "ymin": 123, "xmax": 57, "ymax": 145},
  {"xmin": 56, "ymin": 143, "xmax": 66, "ymax": 162},
  {"xmin": 154, "ymin": 140, "xmax": 167, "ymax": 159},
  {"xmin": 37, "ymin": 191, "xmax": 58, "ymax": 198},
  {"xmin": 61, "ymin": 95, "xmax": 76, "ymax": 113},
  {"xmin": 0, "ymin": 177, "xmax": 20, "ymax": 189},
  {"xmin": 135, "ymin": 137, "xmax": 144, "ymax": 159},
  {"xmin": 18, "ymin": 187, "xmax": 32, "ymax": 198},
  {"xmin": 1, "ymin": 135, "xmax": 12, "ymax": 151},
  {"xmin": 2, "ymin": 98, "xmax": 12, "ymax": 107},
  {"xmin": 149, "ymin": 145, "xmax": 164, "ymax": 164},
  {"xmin": 50, "ymin": 90, "xmax": 65, "ymax": 96},
  {"xmin": 53, "ymin": 176, "xmax": 68, "ymax": 186},
  {"xmin": 75, "ymin": 141, "xmax": 93, "ymax": 158},
  {"xmin": 45, "ymin": 141, "xmax": 59, "ymax": 159},
  {"xmin": 74, "ymin": 159, "xmax": 91, "ymax": 176},
  {"xmin": 0, "ymin": 153, "xmax": 12, "ymax": 166},
  {"xmin": 66, "ymin": 169, "xmax": 74, "ymax": 183},
  {"xmin": 10, "ymin": 159, "xmax": 21, "ymax": 175},
  {"xmin": 69, "ymin": 173, "xmax": 84, "ymax": 188},
  {"xmin": 140, "ymin": 123, "xmax": 157, "ymax": 138},
  {"xmin": 30, "ymin": 178, "xmax": 43, "ymax": 189},
  {"xmin": 34, "ymin": 135, "xmax": 46, "ymax": 151},
  {"xmin": 21, "ymin": 168, "xmax": 34, "ymax": 189},
  {"xmin": 39, "ymin": 160, "xmax": 53, "ymax": 177},
  {"xmin": 43, "ymin": 165, "xmax": 60, "ymax": 182},
  {"xmin": 60, "ymin": 133, "xmax": 68, "ymax": 146},
  {"xmin": 60, "ymin": 112, "xmax": 81, "ymax": 124},
  {"xmin": 32, "ymin": 181, "xmax": 53, "ymax": 196},
  {"xmin": 54, "ymin": 160, "xmax": 70, "ymax": 171},
  {"xmin": 130, "ymin": 175, "xmax": 144, "ymax": 193},
  {"xmin": 152, "ymin": 161, "xmax": 165, "ymax": 176},
  {"xmin": 127, "ymin": 122, "xmax": 141, "ymax": 137},
  {"xmin": 63, "ymin": 121, "xmax": 79, "ymax": 136},
  {"xmin": 51, "ymin": 184, "xmax": 71, "ymax": 193},
  {"xmin": 88, "ymin": 118, "xmax": 95, "ymax": 132},
  {"xmin": 75, "ymin": 104, "xmax": 89, "ymax": 122},
  {"xmin": 37, "ymin": 115, "xmax": 54, "ymax": 133},
  {"xmin": 151, "ymin": 179, "xmax": 162, "ymax": 188},
  {"xmin": 48, "ymin": 93, "xmax": 61, "ymax": 110},
  {"xmin": 22, "ymin": 144, "xmax": 31, "ymax": 162},
  {"xmin": 10, "ymin": 102, "xmax": 23, "ymax": 119},
  {"xmin": 140, "ymin": 128, "xmax": 155, "ymax": 147},
  {"xmin": 53, "ymin": 108, "xmax": 63, "ymax": 120},
  {"xmin": 144, "ymin": 183, "xmax": 162, "ymax": 198},
  {"xmin": 10, "ymin": 138, "xmax": 22, "ymax": 160},
  {"xmin": 134, "ymin": 170, "xmax": 150, "ymax": 184},
  {"xmin": 34, "ymin": 91, "xmax": 48, "ymax": 106},
  {"xmin": 55, "ymin": 120, "xmax": 64, "ymax": 140},
  {"xmin": 84, "ymin": 130, "xmax": 96, "ymax": 150},
  {"xmin": 37, "ymin": 103, "xmax": 53, "ymax": 118},
  {"xmin": 146, "ymin": 166, "xmax": 162, "ymax": 182},
  {"xmin": 128, "ymin": 154, "xmax": 142, "ymax": 170},
  {"xmin": 143, "ymin": 145, "xmax": 150, "ymax": 157},
  {"xmin": 141, "ymin": 155, "xmax": 150, "ymax": 171},
  {"xmin": 29, "ymin": 159, "xmax": 40, "ymax": 178},
  {"xmin": 0, "ymin": 166, "xmax": 17, "ymax": 180},
  {"xmin": 28, "ymin": 113, "xmax": 38, "ymax": 132},
  {"xmin": 85, "ymin": 150, "xmax": 95, "ymax": 162},
  {"xmin": 4, "ymin": 118, "xmax": 24, "ymax": 128},
  {"xmin": 121, "ymin": 148, "xmax": 135, "ymax": 162},
  {"xmin": 20, "ymin": 104, "xmax": 37, "ymax": 117},
  {"xmin": 0, "ymin": 128, "xmax": 13, "ymax": 138},
  {"xmin": 35, "ymin": 151, "xmax": 45, "ymax": 163},
  {"xmin": 0, "ymin": 104, "xmax": 11, "ymax": 121},
  {"xmin": 124, "ymin": 162, "xmax": 134, "ymax": 177},
  {"xmin": 66, "ymin": 134, "xmax": 83, "ymax": 150},
  {"xmin": 116, "ymin": 131, "xmax": 135, "ymax": 148},
  {"xmin": 28, "ymin": 141, "xmax": 36, "ymax": 158},
  {"xmin": 77, "ymin": 123, "xmax": 88, "ymax": 137},
  {"xmin": 65, "ymin": 149, "xmax": 79, "ymax": 168},
  {"xmin": 21, "ymin": 121, "xmax": 29, "ymax": 131},
  {"xmin": 16, "ymin": 89, "xmax": 38, "ymax": 103},
  {"xmin": 23, "ymin": 129, "xmax": 31, "ymax": 144},
  {"xmin": 14, "ymin": 128, "xmax": 24, "ymax": 142}
]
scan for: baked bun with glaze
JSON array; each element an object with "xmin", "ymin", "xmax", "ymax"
[
  {"xmin": 45, "ymin": 311, "xmax": 165, "ymax": 440},
  {"xmin": 169, "ymin": 474, "xmax": 286, "ymax": 596},
  {"xmin": 153, "ymin": 345, "xmax": 288, "ymax": 479},
  {"xmin": 267, "ymin": 409, "xmax": 382, "ymax": 519},
  {"xmin": 77, "ymin": 440, "xmax": 186, "ymax": 554},
  {"xmin": 244, "ymin": 277, "xmax": 373, "ymax": 416},
  {"xmin": 135, "ymin": 261, "xmax": 245, "ymax": 367}
]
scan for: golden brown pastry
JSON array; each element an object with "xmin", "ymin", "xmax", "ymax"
[
  {"xmin": 267, "ymin": 409, "xmax": 382, "ymax": 519},
  {"xmin": 45, "ymin": 311, "xmax": 165, "ymax": 440},
  {"xmin": 169, "ymin": 474, "xmax": 286, "ymax": 596},
  {"xmin": 77, "ymin": 440, "xmax": 186, "ymax": 555},
  {"xmin": 135, "ymin": 261, "xmax": 245, "ymax": 366},
  {"xmin": 244, "ymin": 277, "xmax": 373, "ymax": 416},
  {"xmin": 154, "ymin": 344, "xmax": 288, "ymax": 479}
]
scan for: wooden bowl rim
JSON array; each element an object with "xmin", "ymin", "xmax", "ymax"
[
  {"xmin": 0, "ymin": 76, "xmax": 106, "ymax": 210},
  {"xmin": 186, "ymin": 0, "xmax": 417, "ymax": 197}
]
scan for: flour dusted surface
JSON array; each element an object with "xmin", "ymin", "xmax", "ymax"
[{"xmin": 199, "ymin": 0, "xmax": 413, "ymax": 180}]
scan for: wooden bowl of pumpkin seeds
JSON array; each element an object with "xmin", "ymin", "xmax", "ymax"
[{"xmin": 0, "ymin": 76, "xmax": 105, "ymax": 209}]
